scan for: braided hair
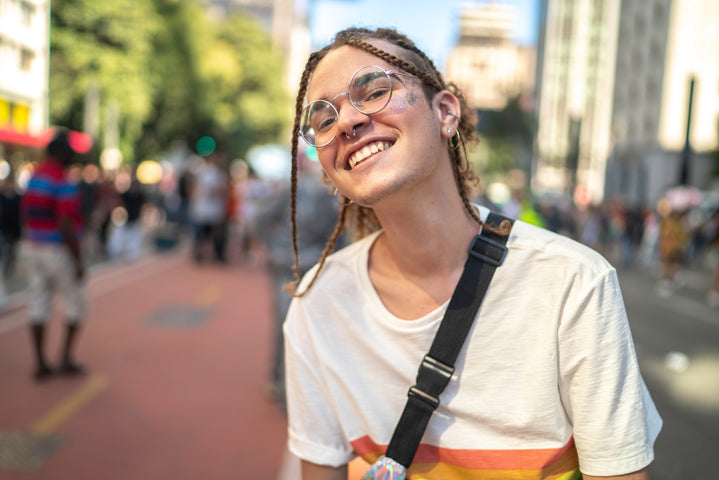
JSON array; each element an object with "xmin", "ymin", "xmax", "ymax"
[{"xmin": 287, "ymin": 27, "xmax": 496, "ymax": 297}]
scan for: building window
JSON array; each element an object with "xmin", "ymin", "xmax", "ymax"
[
  {"xmin": 20, "ymin": 1, "xmax": 35, "ymax": 26},
  {"xmin": 20, "ymin": 48, "xmax": 34, "ymax": 71}
]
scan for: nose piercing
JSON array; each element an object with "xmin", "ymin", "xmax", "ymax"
[{"xmin": 344, "ymin": 127, "xmax": 357, "ymax": 139}]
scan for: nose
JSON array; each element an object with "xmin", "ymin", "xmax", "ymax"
[{"xmin": 335, "ymin": 98, "xmax": 369, "ymax": 140}]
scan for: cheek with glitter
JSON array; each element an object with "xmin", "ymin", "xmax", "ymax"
[{"xmin": 386, "ymin": 91, "xmax": 420, "ymax": 112}]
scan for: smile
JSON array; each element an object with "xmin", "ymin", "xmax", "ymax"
[{"xmin": 348, "ymin": 141, "xmax": 392, "ymax": 169}]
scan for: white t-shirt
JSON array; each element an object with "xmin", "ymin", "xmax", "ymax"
[
  {"xmin": 189, "ymin": 163, "xmax": 226, "ymax": 224},
  {"xmin": 284, "ymin": 206, "xmax": 662, "ymax": 478}
]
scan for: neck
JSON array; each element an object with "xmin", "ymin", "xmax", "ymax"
[{"xmin": 372, "ymin": 191, "xmax": 479, "ymax": 277}]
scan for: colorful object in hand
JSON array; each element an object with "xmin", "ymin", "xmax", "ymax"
[{"xmin": 362, "ymin": 456, "xmax": 407, "ymax": 480}]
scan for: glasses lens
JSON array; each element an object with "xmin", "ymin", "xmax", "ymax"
[
  {"xmin": 349, "ymin": 66, "xmax": 392, "ymax": 114},
  {"xmin": 300, "ymin": 100, "xmax": 338, "ymax": 147}
]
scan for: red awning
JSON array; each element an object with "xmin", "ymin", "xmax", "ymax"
[
  {"xmin": 0, "ymin": 126, "xmax": 92, "ymax": 153},
  {"xmin": 0, "ymin": 126, "xmax": 47, "ymax": 148}
]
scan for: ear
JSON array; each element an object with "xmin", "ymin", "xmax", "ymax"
[{"xmin": 433, "ymin": 90, "xmax": 461, "ymax": 139}]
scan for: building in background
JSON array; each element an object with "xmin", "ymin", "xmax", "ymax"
[
  {"xmin": 606, "ymin": 0, "xmax": 719, "ymax": 206},
  {"xmin": 0, "ymin": 0, "xmax": 50, "ymax": 165},
  {"xmin": 446, "ymin": 2, "xmax": 536, "ymax": 112},
  {"xmin": 196, "ymin": 0, "xmax": 310, "ymax": 92},
  {"xmin": 535, "ymin": 0, "xmax": 718, "ymax": 207},
  {"xmin": 533, "ymin": 0, "xmax": 620, "ymax": 205}
]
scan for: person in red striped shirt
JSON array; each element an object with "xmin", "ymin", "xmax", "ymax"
[{"xmin": 21, "ymin": 129, "xmax": 86, "ymax": 381}]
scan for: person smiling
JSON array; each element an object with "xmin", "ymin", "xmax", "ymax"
[{"xmin": 283, "ymin": 28, "xmax": 661, "ymax": 480}]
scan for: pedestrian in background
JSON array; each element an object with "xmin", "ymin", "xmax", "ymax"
[
  {"xmin": 282, "ymin": 27, "xmax": 660, "ymax": 479},
  {"xmin": 0, "ymin": 173, "xmax": 22, "ymax": 280},
  {"xmin": 255, "ymin": 147, "xmax": 338, "ymax": 409},
  {"xmin": 703, "ymin": 208, "xmax": 719, "ymax": 308},
  {"xmin": 656, "ymin": 205, "xmax": 687, "ymax": 297},
  {"xmin": 189, "ymin": 154, "xmax": 229, "ymax": 263},
  {"xmin": 21, "ymin": 130, "xmax": 87, "ymax": 381},
  {"xmin": 108, "ymin": 168, "xmax": 147, "ymax": 261}
]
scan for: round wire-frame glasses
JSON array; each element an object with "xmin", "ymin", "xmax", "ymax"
[{"xmin": 299, "ymin": 65, "xmax": 414, "ymax": 148}]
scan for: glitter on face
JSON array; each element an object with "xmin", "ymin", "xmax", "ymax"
[{"xmin": 386, "ymin": 91, "xmax": 420, "ymax": 112}]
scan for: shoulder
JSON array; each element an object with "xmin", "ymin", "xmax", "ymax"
[
  {"xmin": 296, "ymin": 232, "xmax": 379, "ymax": 296},
  {"xmin": 509, "ymin": 219, "xmax": 611, "ymax": 274}
]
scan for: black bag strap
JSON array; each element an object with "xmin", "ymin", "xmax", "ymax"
[{"xmin": 384, "ymin": 211, "xmax": 514, "ymax": 468}]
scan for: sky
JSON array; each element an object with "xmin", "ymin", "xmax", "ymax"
[{"xmin": 309, "ymin": 0, "xmax": 540, "ymax": 70}]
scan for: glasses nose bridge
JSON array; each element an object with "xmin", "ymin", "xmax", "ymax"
[
  {"xmin": 332, "ymin": 90, "xmax": 351, "ymax": 105},
  {"xmin": 334, "ymin": 92, "xmax": 368, "ymax": 134}
]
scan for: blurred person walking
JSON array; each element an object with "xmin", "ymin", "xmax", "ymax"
[
  {"xmin": 656, "ymin": 206, "xmax": 688, "ymax": 297},
  {"xmin": 108, "ymin": 170, "xmax": 147, "ymax": 261},
  {"xmin": 703, "ymin": 208, "xmax": 719, "ymax": 308},
  {"xmin": 189, "ymin": 154, "xmax": 230, "ymax": 263},
  {"xmin": 0, "ymin": 174, "xmax": 23, "ymax": 279},
  {"xmin": 255, "ymin": 149, "xmax": 338, "ymax": 409},
  {"xmin": 238, "ymin": 165, "xmax": 272, "ymax": 265},
  {"xmin": 21, "ymin": 130, "xmax": 87, "ymax": 381}
]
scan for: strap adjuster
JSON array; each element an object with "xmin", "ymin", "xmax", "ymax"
[
  {"xmin": 407, "ymin": 355, "xmax": 454, "ymax": 410},
  {"xmin": 469, "ymin": 234, "xmax": 508, "ymax": 267}
]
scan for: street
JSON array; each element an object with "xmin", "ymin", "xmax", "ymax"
[
  {"xmin": 0, "ymin": 246, "xmax": 717, "ymax": 479},
  {"xmin": 617, "ymin": 262, "xmax": 719, "ymax": 479},
  {"xmin": 0, "ymin": 248, "xmax": 289, "ymax": 479}
]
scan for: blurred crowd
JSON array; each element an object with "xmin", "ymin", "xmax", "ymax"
[
  {"xmin": 478, "ymin": 189, "xmax": 719, "ymax": 308},
  {"xmin": 0, "ymin": 151, "xmax": 716, "ymax": 314}
]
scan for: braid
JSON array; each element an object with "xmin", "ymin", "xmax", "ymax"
[
  {"xmin": 287, "ymin": 49, "xmax": 331, "ymax": 297},
  {"xmin": 344, "ymin": 37, "xmax": 444, "ymax": 92},
  {"xmin": 286, "ymin": 198, "xmax": 351, "ymax": 297}
]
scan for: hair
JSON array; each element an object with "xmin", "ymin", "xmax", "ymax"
[
  {"xmin": 287, "ymin": 27, "xmax": 505, "ymax": 297},
  {"xmin": 47, "ymin": 129, "xmax": 75, "ymax": 164}
]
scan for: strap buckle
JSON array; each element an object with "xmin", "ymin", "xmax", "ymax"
[
  {"xmin": 468, "ymin": 234, "xmax": 508, "ymax": 267},
  {"xmin": 407, "ymin": 355, "xmax": 454, "ymax": 410}
]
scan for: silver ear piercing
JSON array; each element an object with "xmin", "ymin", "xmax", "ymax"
[{"xmin": 447, "ymin": 128, "xmax": 453, "ymax": 133}]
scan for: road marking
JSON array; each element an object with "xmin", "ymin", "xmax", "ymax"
[
  {"xmin": 30, "ymin": 375, "xmax": 109, "ymax": 434},
  {"xmin": 195, "ymin": 285, "xmax": 222, "ymax": 307}
]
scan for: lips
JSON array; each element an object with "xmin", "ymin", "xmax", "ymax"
[{"xmin": 348, "ymin": 141, "xmax": 393, "ymax": 169}]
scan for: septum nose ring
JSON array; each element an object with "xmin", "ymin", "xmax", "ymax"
[{"xmin": 344, "ymin": 127, "xmax": 357, "ymax": 140}]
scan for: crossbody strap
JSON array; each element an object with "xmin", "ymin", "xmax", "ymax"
[{"xmin": 383, "ymin": 211, "xmax": 514, "ymax": 468}]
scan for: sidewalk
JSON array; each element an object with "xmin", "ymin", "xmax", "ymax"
[{"xmin": 0, "ymin": 246, "xmax": 292, "ymax": 479}]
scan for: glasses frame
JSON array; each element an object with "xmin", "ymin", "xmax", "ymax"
[{"xmin": 299, "ymin": 65, "xmax": 415, "ymax": 148}]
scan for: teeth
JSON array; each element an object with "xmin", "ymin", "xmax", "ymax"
[{"xmin": 349, "ymin": 142, "xmax": 391, "ymax": 169}]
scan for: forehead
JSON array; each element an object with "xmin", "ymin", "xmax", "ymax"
[{"xmin": 307, "ymin": 41, "xmax": 403, "ymax": 99}]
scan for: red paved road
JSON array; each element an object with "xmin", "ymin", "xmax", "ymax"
[{"xmin": 0, "ymin": 250, "xmax": 289, "ymax": 479}]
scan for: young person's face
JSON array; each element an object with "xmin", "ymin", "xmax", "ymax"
[{"xmin": 306, "ymin": 41, "xmax": 457, "ymax": 208}]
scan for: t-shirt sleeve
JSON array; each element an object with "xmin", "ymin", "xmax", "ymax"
[
  {"xmin": 557, "ymin": 267, "xmax": 662, "ymax": 476},
  {"xmin": 284, "ymin": 295, "xmax": 356, "ymax": 467}
]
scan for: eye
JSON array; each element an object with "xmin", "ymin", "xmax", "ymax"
[
  {"xmin": 315, "ymin": 114, "xmax": 337, "ymax": 132},
  {"xmin": 309, "ymin": 102, "xmax": 337, "ymax": 133},
  {"xmin": 351, "ymin": 69, "xmax": 392, "ymax": 109}
]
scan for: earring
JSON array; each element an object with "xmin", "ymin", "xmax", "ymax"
[{"xmin": 447, "ymin": 128, "xmax": 453, "ymax": 134}]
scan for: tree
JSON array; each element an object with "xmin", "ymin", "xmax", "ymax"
[
  {"xmin": 49, "ymin": 0, "xmax": 162, "ymax": 163},
  {"xmin": 134, "ymin": 0, "xmax": 213, "ymax": 160},
  {"xmin": 197, "ymin": 14, "xmax": 291, "ymax": 159},
  {"xmin": 50, "ymin": 0, "xmax": 291, "ymax": 165}
]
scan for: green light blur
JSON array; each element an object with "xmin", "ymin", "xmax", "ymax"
[{"xmin": 196, "ymin": 136, "xmax": 216, "ymax": 156}]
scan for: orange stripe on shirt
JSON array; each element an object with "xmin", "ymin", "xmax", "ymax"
[{"xmin": 351, "ymin": 436, "xmax": 579, "ymax": 478}]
